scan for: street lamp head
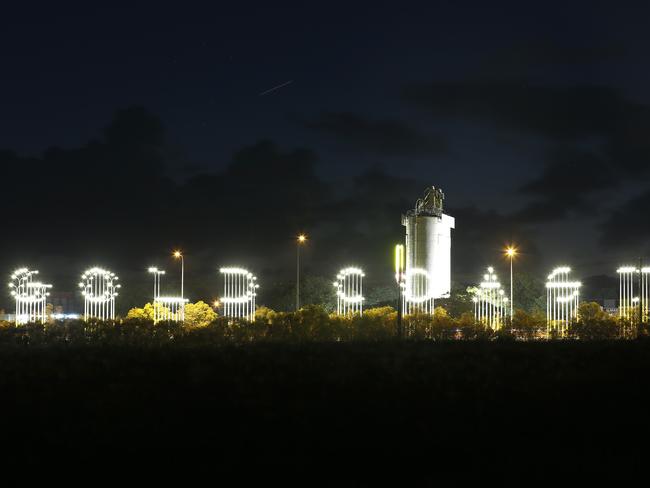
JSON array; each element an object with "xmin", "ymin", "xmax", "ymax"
[
  {"xmin": 213, "ymin": 300, "xmax": 221, "ymax": 308},
  {"xmin": 297, "ymin": 234, "xmax": 307, "ymax": 243},
  {"xmin": 173, "ymin": 251, "xmax": 182, "ymax": 259},
  {"xmin": 505, "ymin": 246, "xmax": 517, "ymax": 258}
]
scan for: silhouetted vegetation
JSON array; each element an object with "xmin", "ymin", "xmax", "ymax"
[{"xmin": 0, "ymin": 301, "xmax": 643, "ymax": 347}]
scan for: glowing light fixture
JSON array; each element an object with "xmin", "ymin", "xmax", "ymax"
[
  {"xmin": 148, "ymin": 266, "xmax": 186, "ymax": 323},
  {"xmin": 395, "ymin": 244, "xmax": 405, "ymax": 283},
  {"xmin": 546, "ymin": 267, "xmax": 581, "ymax": 337},
  {"xmin": 219, "ymin": 267, "xmax": 259, "ymax": 321},
  {"xmin": 403, "ymin": 267, "xmax": 434, "ymax": 315},
  {"xmin": 79, "ymin": 267, "xmax": 120, "ymax": 321},
  {"xmin": 333, "ymin": 267, "xmax": 365, "ymax": 316},
  {"xmin": 472, "ymin": 266, "xmax": 508, "ymax": 331},
  {"xmin": 296, "ymin": 234, "xmax": 307, "ymax": 310},
  {"xmin": 504, "ymin": 245, "xmax": 517, "ymax": 321},
  {"xmin": 9, "ymin": 268, "xmax": 52, "ymax": 325},
  {"xmin": 153, "ymin": 296, "xmax": 188, "ymax": 323},
  {"xmin": 617, "ymin": 266, "xmax": 638, "ymax": 320},
  {"xmin": 172, "ymin": 250, "xmax": 184, "ymax": 299},
  {"xmin": 617, "ymin": 266, "xmax": 650, "ymax": 322}
]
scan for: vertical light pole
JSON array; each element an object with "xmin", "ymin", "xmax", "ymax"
[
  {"xmin": 148, "ymin": 267, "xmax": 165, "ymax": 323},
  {"xmin": 148, "ymin": 267, "xmax": 165, "ymax": 299},
  {"xmin": 639, "ymin": 257, "xmax": 644, "ymax": 338},
  {"xmin": 173, "ymin": 251, "xmax": 184, "ymax": 298},
  {"xmin": 505, "ymin": 246, "xmax": 517, "ymax": 323},
  {"xmin": 395, "ymin": 244, "xmax": 405, "ymax": 339},
  {"xmin": 296, "ymin": 234, "xmax": 306, "ymax": 311}
]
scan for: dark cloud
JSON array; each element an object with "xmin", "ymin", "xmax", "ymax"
[
  {"xmin": 599, "ymin": 189, "xmax": 650, "ymax": 253},
  {"xmin": 447, "ymin": 205, "xmax": 541, "ymax": 280},
  {"xmin": 302, "ymin": 111, "xmax": 447, "ymax": 157},
  {"xmin": 514, "ymin": 149, "xmax": 614, "ymax": 223},
  {"xmin": 0, "ymin": 106, "xmax": 174, "ymax": 244},
  {"xmin": 402, "ymin": 80, "xmax": 643, "ymax": 141},
  {"xmin": 403, "ymin": 79, "xmax": 650, "ymax": 223},
  {"xmin": 175, "ymin": 140, "xmax": 330, "ymax": 253}
]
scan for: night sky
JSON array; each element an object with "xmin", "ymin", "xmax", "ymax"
[{"xmin": 2, "ymin": 2, "xmax": 650, "ymax": 311}]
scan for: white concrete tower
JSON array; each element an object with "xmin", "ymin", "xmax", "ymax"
[{"xmin": 401, "ymin": 187, "xmax": 455, "ymax": 300}]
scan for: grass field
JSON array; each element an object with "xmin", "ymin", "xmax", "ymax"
[{"xmin": 1, "ymin": 341, "xmax": 648, "ymax": 482}]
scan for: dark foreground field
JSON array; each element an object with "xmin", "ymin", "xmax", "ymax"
[{"xmin": 1, "ymin": 341, "xmax": 649, "ymax": 483}]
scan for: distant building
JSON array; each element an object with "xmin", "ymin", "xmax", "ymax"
[
  {"xmin": 0, "ymin": 313, "xmax": 16, "ymax": 322},
  {"xmin": 49, "ymin": 291, "xmax": 82, "ymax": 315},
  {"xmin": 603, "ymin": 298, "xmax": 617, "ymax": 315}
]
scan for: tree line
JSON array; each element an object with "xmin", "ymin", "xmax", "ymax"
[{"xmin": 0, "ymin": 300, "xmax": 644, "ymax": 346}]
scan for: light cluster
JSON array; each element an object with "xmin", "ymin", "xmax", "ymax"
[
  {"xmin": 616, "ymin": 266, "xmax": 650, "ymax": 321},
  {"xmin": 153, "ymin": 296, "xmax": 188, "ymax": 323},
  {"xmin": 333, "ymin": 267, "xmax": 364, "ymax": 316},
  {"xmin": 546, "ymin": 267, "xmax": 581, "ymax": 337},
  {"xmin": 79, "ymin": 267, "xmax": 120, "ymax": 321},
  {"xmin": 472, "ymin": 266, "xmax": 508, "ymax": 331},
  {"xmin": 9, "ymin": 268, "xmax": 52, "ymax": 325},
  {"xmin": 219, "ymin": 267, "xmax": 259, "ymax": 321},
  {"xmin": 403, "ymin": 267, "xmax": 434, "ymax": 315}
]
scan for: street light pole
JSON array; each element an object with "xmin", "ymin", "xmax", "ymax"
[
  {"xmin": 510, "ymin": 256, "xmax": 513, "ymax": 322},
  {"xmin": 505, "ymin": 247, "xmax": 517, "ymax": 323},
  {"xmin": 173, "ymin": 251, "xmax": 184, "ymax": 298},
  {"xmin": 296, "ymin": 235, "xmax": 306, "ymax": 311}
]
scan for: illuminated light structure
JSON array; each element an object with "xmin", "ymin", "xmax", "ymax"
[
  {"xmin": 79, "ymin": 267, "xmax": 120, "ymax": 321},
  {"xmin": 546, "ymin": 267, "xmax": 581, "ymax": 337},
  {"xmin": 472, "ymin": 266, "xmax": 508, "ymax": 331},
  {"xmin": 641, "ymin": 267, "xmax": 650, "ymax": 322},
  {"xmin": 617, "ymin": 266, "xmax": 650, "ymax": 321},
  {"xmin": 219, "ymin": 267, "xmax": 259, "ymax": 321},
  {"xmin": 401, "ymin": 187, "xmax": 455, "ymax": 299},
  {"xmin": 154, "ymin": 296, "xmax": 188, "ymax": 323},
  {"xmin": 333, "ymin": 267, "xmax": 365, "ymax": 316},
  {"xmin": 148, "ymin": 266, "xmax": 187, "ymax": 323},
  {"xmin": 403, "ymin": 267, "xmax": 434, "ymax": 315},
  {"xmin": 395, "ymin": 244, "xmax": 406, "ymax": 338},
  {"xmin": 9, "ymin": 268, "xmax": 52, "ymax": 325},
  {"xmin": 148, "ymin": 267, "xmax": 165, "ymax": 300}
]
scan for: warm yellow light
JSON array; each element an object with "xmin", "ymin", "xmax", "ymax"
[
  {"xmin": 505, "ymin": 247, "xmax": 517, "ymax": 258},
  {"xmin": 213, "ymin": 300, "xmax": 221, "ymax": 308},
  {"xmin": 395, "ymin": 244, "xmax": 405, "ymax": 275},
  {"xmin": 173, "ymin": 250, "xmax": 182, "ymax": 258},
  {"xmin": 297, "ymin": 234, "xmax": 307, "ymax": 243}
]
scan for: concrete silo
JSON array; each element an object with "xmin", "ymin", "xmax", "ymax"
[{"xmin": 401, "ymin": 187, "xmax": 455, "ymax": 299}]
